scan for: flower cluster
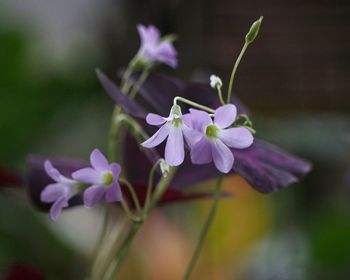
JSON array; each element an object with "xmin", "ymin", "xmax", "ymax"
[
  {"xmin": 40, "ymin": 149, "xmax": 122, "ymax": 221},
  {"xmin": 142, "ymin": 104, "xmax": 254, "ymax": 173}
]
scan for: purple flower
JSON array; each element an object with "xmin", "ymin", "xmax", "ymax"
[
  {"xmin": 137, "ymin": 24, "xmax": 177, "ymax": 68},
  {"xmin": 141, "ymin": 105, "xmax": 199, "ymax": 166},
  {"xmin": 40, "ymin": 161, "xmax": 77, "ymax": 221},
  {"xmin": 188, "ymin": 104, "xmax": 254, "ymax": 173},
  {"xmin": 72, "ymin": 149, "xmax": 122, "ymax": 208}
]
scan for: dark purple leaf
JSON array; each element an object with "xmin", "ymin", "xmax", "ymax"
[
  {"xmin": 96, "ymin": 69, "xmax": 147, "ymax": 119},
  {"xmin": 25, "ymin": 155, "xmax": 87, "ymax": 211}
]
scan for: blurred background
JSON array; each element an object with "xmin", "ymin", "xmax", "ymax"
[{"xmin": 1, "ymin": 0, "xmax": 350, "ymax": 279}]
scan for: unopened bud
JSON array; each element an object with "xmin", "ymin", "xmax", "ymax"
[
  {"xmin": 245, "ymin": 16, "xmax": 263, "ymax": 44},
  {"xmin": 160, "ymin": 159, "xmax": 170, "ymax": 177},
  {"xmin": 209, "ymin": 75, "xmax": 223, "ymax": 89}
]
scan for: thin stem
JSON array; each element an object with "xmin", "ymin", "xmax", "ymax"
[
  {"xmin": 103, "ymin": 168, "xmax": 176, "ymax": 279},
  {"xmin": 90, "ymin": 206, "xmax": 109, "ymax": 280},
  {"xmin": 183, "ymin": 176, "xmax": 223, "ymax": 280},
  {"xmin": 144, "ymin": 159, "xmax": 162, "ymax": 215},
  {"xmin": 227, "ymin": 42, "xmax": 249, "ymax": 104},
  {"xmin": 120, "ymin": 199, "xmax": 141, "ymax": 222},
  {"xmin": 128, "ymin": 69, "xmax": 150, "ymax": 99},
  {"xmin": 216, "ymin": 86, "xmax": 225, "ymax": 105},
  {"xmin": 119, "ymin": 177, "xmax": 141, "ymax": 214},
  {"xmin": 173, "ymin": 97, "xmax": 215, "ymax": 113},
  {"xmin": 120, "ymin": 68, "xmax": 133, "ymax": 93}
]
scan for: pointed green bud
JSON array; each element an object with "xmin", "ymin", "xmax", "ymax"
[
  {"xmin": 245, "ymin": 16, "xmax": 263, "ymax": 44},
  {"xmin": 162, "ymin": 34, "xmax": 177, "ymax": 43},
  {"xmin": 160, "ymin": 159, "xmax": 170, "ymax": 178}
]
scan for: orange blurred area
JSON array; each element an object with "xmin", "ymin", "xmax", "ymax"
[{"xmin": 118, "ymin": 176, "xmax": 271, "ymax": 279}]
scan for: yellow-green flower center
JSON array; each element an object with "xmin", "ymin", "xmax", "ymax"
[
  {"xmin": 205, "ymin": 124, "xmax": 218, "ymax": 138},
  {"xmin": 171, "ymin": 117, "xmax": 182, "ymax": 127},
  {"xmin": 102, "ymin": 172, "xmax": 114, "ymax": 185}
]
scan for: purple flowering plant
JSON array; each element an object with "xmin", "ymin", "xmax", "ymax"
[{"xmin": 12, "ymin": 17, "xmax": 312, "ymax": 279}]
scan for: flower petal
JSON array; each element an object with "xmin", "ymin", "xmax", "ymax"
[
  {"xmin": 40, "ymin": 183, "xmax": 67, "ymax": 203},
  {"xmin": 214, "ymin": 104, "xmax": 237, "ymax": 129},
  {"xmin": 165, "ymin": 126, "xmax": 184, "ymax": 166},
  {"xmin": 105, "ymin": 183, "xmax": 122, "ymax": 203},
  {"xmin": 218, "ymin": 127, "xmax": 254, "ymax": 149},
  {"xmin": 137, "ymin": 24, "xmax": 160, "ymax": 46},
  {"xmin": 50, "ymin": 196, "xmax": 68, "ymax": 222},
  {"xmin": 211, "ymin": 139, "xmax": 234, "ymax": 173},
  {"xmin": 90, "ymin": 149, "xmax": 109, "ymax": 171},
  {"xmin": 72, "ymin": 168, "xmax": 102, "ymax": 184},
  {"xmin": 146, "ymin": 113, "xmax": 167, "ymax": 126},
  {"xmin": 141, "ymin": 123, "xmax": 170, "ymax": 148},
  {"xmin": 110, "ymin": 163, "xmax": 121, "ymax": 180},
  {"xmin": 182, "ymin": 124, "xmax": 202, "ymax": 148},
  {"xmin": 191, "ymin": 137, "xmax": 212, "ymax": 164},
  {"xmin": 83, "ymin": 185, "xmax": 105, "ymax": 208},
  {"xmin": 155, "ymin": 42, "xmax": 178, "ymax": 68},
  {"xmin": 188, "ymin": 109, "xmax": 212, "ymax": 132},
  {"xmin": 44, "ymin": 160, "xmax": 60, "ymax": 182}
]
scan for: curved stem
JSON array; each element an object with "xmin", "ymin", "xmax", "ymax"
[
  {"xmin": 216, "ymin": 87, "xmax": 225, "ymax": 105},
  {"xmin": 144, "ymin": 159, "xmax": 162, "ymax": 215},
  {"xmin": 183, "ymin": 176, "xmax": 223, "ymax": 280},
  {"xmin": 120, "ymin": 199, "xmax": 141, "ymax": 222},
  {"xmin": 119, "ymin": 177, "xmax": 141, "ymax": 214},
  {"xmin": 226, "ymin": 42, "xmax": 249, "ymax": 104},
  {"xmin": 173, "ymin": 97, "xmax": 215, "ymax": 113},
  {"xmin": 128, "ymin": 70, "xmax": 150, "ymax": 99},
  {"xmin": 103, "ymin": 168, "xmax": 176, "ymax": 279}
]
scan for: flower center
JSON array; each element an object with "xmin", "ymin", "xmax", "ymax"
[
  {"xmin": 102, "ymin": 172, "xmax": 114, "ymax": 186},
  {"xmin": 171, "ymin": 117, "xmax": 182, "ymax": 127},
  {"xmin": 205, "ymin": 124, "xmax": 219, "ymax": 139}
]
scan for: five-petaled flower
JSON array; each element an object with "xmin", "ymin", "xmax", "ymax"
[
  {"xmin": 41, "ymin": 160, "xmax": 78, "ymax": 221},
  {"xmin": 141, "ymin": 105, "xmax": 199, "ymax": 166},
  {"xmin": 136, "ymin": 24, "xmax": 177, "ymax": 68},
  {"xmin": 72, "ymin": 149, "xmax": 122, "ymax": 208},
  {"xmin": 188, "ymin": 104, "xmax": 254, "ymax": 173}
]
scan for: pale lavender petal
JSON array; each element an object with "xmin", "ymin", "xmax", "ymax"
[
  {"xmin": 90, "ymin": 149, "xmax": 109, "ymax": 171},
  {"xmin": 211, "ymin": 139, "xmax": 234, "ymax": 173},
  {"xmin": 165, "ymin": 126, "xmax": 184, "ymax": 166},
  {"xmin": 182, "ymin": 124, "xmax": 202, "ymax": 148},
  {"xmin": 191, "ymin": 137, "xmax": 212, "ymax": 164},
  {"xmin": 188, "ymin": 109, "xmax": 212, "ymax": 132},
  {"xmin": 72, "ymin": 168, "xmax": 102, "ymax": 184},
  {"xmin": 156, "ymin": 42, "xmax": 178, "ymax": 68},
  {"xmin": 83, "ymin": 185, "xmax": 105, "ymax": 208},
  {"xmin": 41, "ymin": 183, "xmax": 67, "ymax": 203},
  {"xmin": 138, "ymin": 25, "xmax": 160, "ymax": 46},
  {"xmin": 105, "ymin": 183, "xmax": 122, "ymax": 203},
  {"xmin": 146, "ymin": 113, "xmax": 167, "ymax": 126},
  {"xmin": 110, "ymin": 163, "xmax": 121, "ymax": 180},
  {"xmin": 44, "ymin": 160, "xmax": 60, "ymax": 182},
  {"xmin": 218, "ymin": 127, "xmax": 254, "ymax": 149},
  {"xmin": 214, "ymin": 104, "xmax": 237, "ymax": 129},
  {"xmin": 141, "ymin": 123, "xmax": 170, "ymax": 148},
  {"xmin": 50, "ymin": 196, "xmax": 68, "ymax": 222}
]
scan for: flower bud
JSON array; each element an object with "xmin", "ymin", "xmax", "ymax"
[
  {"xmin": 209, "ymin": 75, "xmax": 223, "ymax": 89},
  {"xmin": 245, "ymin": 16, "xmax": 263, "ymax": 44},
  {"xmin": 160, "ymin": 159, "xmax": 170, "ymax": 177}
]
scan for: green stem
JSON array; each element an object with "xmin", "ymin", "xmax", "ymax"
[
  {"xmin": 90, "ymin": 206, "xmax": 109, "ymax": 280},
  {"xmin": 128, "ymin": 70, "xmax": 150, "ymax": 99},
  {"xmin": 183, "ymin": 176, "xmax": 223, "ymax": 280},
  {"xmin": 216, "ymin": 86, "xmax": 225, "ymax": 105},
  {"xmin": 173, "ymin": 97, "xmax": 215, "ymax": 113},
  {"xmin": 120, "ymin": 200, "xmax": 141, "ymax": 222},
  {"xmin": 119, "ymin": 177, "xmax": 141, "ymax": 214},
  {"xmin": 103, "ymin": 168, "xmax": 176, "ymax": 279},
  {"xmin": 226, "ymin": 42, "xmax": 249, "ymax": 104},
  {"xmin": 143, "ymin": 159, "xmax": 162, "ymax": 215}
]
